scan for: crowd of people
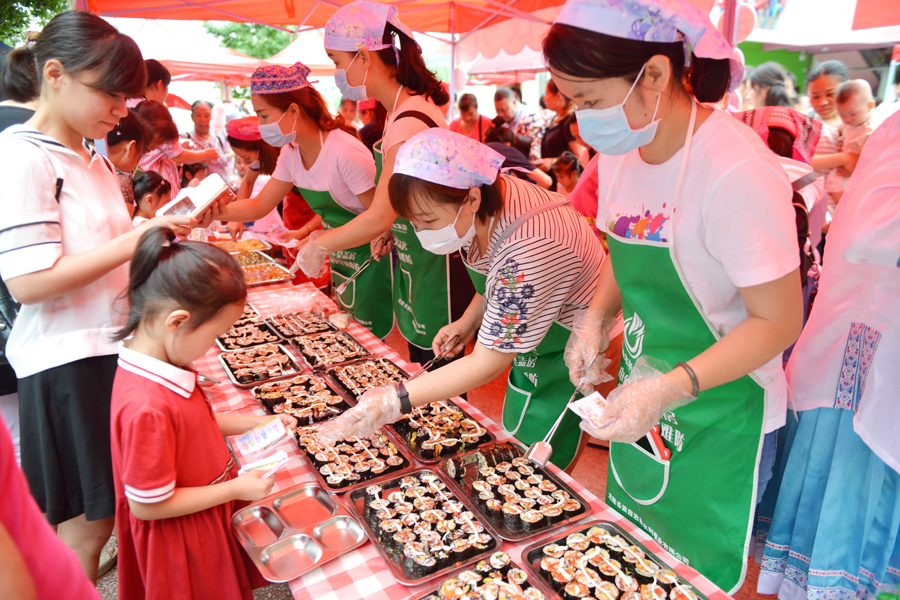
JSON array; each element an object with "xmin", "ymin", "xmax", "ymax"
[{"xmin": 0, "ymin": 0, "xmax": 898, "ymax": 599}]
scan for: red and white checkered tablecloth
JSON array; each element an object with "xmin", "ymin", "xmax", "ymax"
[{"xmin": 195, "ymin": 283, "xmax": 735, "ymax": 600}]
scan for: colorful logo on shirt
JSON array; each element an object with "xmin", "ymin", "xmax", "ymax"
[
  {"xmin": 610, "ymin": 205, "xmax": 669, "ymax": 242},
  {"xmin": 620, "ymin": 312, "xmax": 645, "ymax": 382},
  {"xmin": 487, "ymin": 258, "xmax": 534, "ymax": 350}
]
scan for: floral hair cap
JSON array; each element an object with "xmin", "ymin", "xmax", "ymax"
[
  {"xmin": 226, "ymin": 116, "xmax": 261, "ymax": 141},
  {"xmin": 554, "ymin": 0, "xmax": 744, "ymax": 93},
  {"xmin": 324, "ymin": 0, "xmax": 414, "ymax": 52},
  {"xmin": 250, "ymin": 62, "xmax": 313, "ymax": 95},
  {"xmin": 394, "ymin": 129, "xmax": 505, "ymax": 190}
]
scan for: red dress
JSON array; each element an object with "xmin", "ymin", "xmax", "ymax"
[{"xmin": 110, "ymin": 346, "xmax": 267, "ymax": 600}]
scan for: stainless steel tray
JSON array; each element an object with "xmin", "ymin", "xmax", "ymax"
[
  {"xmin": 438, "ymin": 441, "xmax": 592, "ymax": 541},
  {"xmin": 345, "ymin": 467, "xmax": 504, "ymax": 587},
  {"xmin": 290, "ymin": 330, "xmax": 371, "ymax": 371},
  {"xmin": 324, "ymin": 356, "xmax": 410, "ymax": 402},
  {"xmin": 218, "ymin": 343, "xmax": 304, "ymax": 390},
  {"xmin": 414, "ymin": 554, "xmax": 554, "ymax": 600},
  {"xmin": 250, "ymin": 373, "xmax": 351, "ymax": 420},
  {"xmin": 386, "ymin": 399, "xmax": 496, "ymax": 464},
  {"xmin": 215, "ymin": 320, "xmax": 282, "ymax": 352},
  {"xmin": 244, "ymin": 301, "xmax": 261, "ymax": 321},
  {"xmin": 294, "ymin": 425, "xmax": 417, "ymax": 495},
  {"xmin": 243, "ymin": 262, "xmax": 293, "ymax": 287},
  {"xmin": 235, "ymin": 249, "xmax": 275, "ymax": 267},
  {"xmin": 520, "ymin": 521, "xmax": 710, "ymax": 600},
  {"xmin": 265, "ymin": 312, "xmax": 337, "ymax": 339},
  {"xmin": 214, "ymin": 238, "xmax": 273, "ymax": 254},
  {"xmin": 232, "ymin": 482, "xmax": 367, "ymax": 583}
]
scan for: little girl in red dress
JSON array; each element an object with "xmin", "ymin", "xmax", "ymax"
[{"xmin": 109, "ymin": 227, "xmax": 297, "ymax": 599}]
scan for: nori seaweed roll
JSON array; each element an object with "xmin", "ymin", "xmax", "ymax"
[{"xmin": 565, "ymin": 581, "xmax": 591, "ymax": 599}]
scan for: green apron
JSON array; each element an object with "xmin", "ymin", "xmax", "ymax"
[
  {"xmin": 465, "ymin": 199, "xmax": 585, "ymax": 470},
  {"xmin": 374, "ymin": 141, "xmax": 453, "ymax": 349},
  {"xmin": 294, "ymin": 132, "xmax": 392, "ymax": 338},
  {"xmin": 604, "ymin": 102, "xmax": 765, "ymax": 593}
]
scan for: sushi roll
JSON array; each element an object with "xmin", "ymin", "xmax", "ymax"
[
  {"xmin": 484, "ymin": 498, "xmax": 503, "ymax": 521},
  {"xmin": 489, "ymin": 551, "xmax": 511, "ymax": 574},
  {"xmin": 598, "ymin": 558, "xmax": 622, "ymax": 578},
  {"xmin": 576, "ymin": 566, "xmax": 602, "ymax": 588},
  {"xmin": 563, "ymin": 499, "xmax": 584, "ymax": 518},
  {"xmin": 634, "ymin": 561, "xmax": 658, "ymax": 585},
  {"xmin": 550, "ymin": 567, "xmax": 576, "ymax": 592},
  {"xmin": 543, "ymin": 544, "xmax": 566, "ymax": 558},
  {"xmin": 434, "ymin": 549, "xmax": 452, "ymax": 571},
  {"xmin": 521, "ymin": 509, "xmax": 545, "ymax": 533},
  {"xmin": 414, "ymin": 554, "xmax": 437, "ymax": 577},
  {"xmin": 587, "ymin": 548, "xmax": 612, "ymax": 569},
  {"xmin": 501, "ymin": 502, "xmax": 524, "ymax": 532},
  {"xmin": 595, "ymin": 581, "xmax": 621, "ymax": 600},
  {"xmin": 669, "ymin": 586, "xmax": 698, "ymax": 600},
  {"xmin": 524, "ymin": 588, "xmax": 547, "ymax": 600},
  {"xmin": 621, "ymin": 546, "xmax": 645, "ymax": 565},
  {"xmin": 509, "ymin": 568, "xmax": 528, "ymax": 586},
  {"xmin": 616, "ymin": 573, "xmax": 639, "ymax": 593},
  {"xmin": 475, "ymin": 559, "xmax": 493, "ymax": 576},
  {"xmin": 655, "ymin": 570, "xmax": 679, "ymax": 587},
  {"xmin": 437, "ymin": 579, "xmax": 467, "ymax": 600},
  {"xmin": 540, "ymin": 556, "xmax": 561, "ymax": 578},
  {"xmin": 450, "ymin": 538, "xmax": 471, "ymax": 562},
  {"xmin": 564, "ymin": 582, "xmax": 591, "ymax": 599},
  {"xmin": 640, "ymin": 584, "xmax": 667, "ymax": 600},
  {"xmin": 567, "ymin": 533, "xmax": 591, "ymax": 552},
  {"xmin": 458, "ymin": 570, "xmax": 481, "ymax": 586}
]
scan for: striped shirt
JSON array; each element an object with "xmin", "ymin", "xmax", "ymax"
[
  {"xmin": 138, "ymin": 139, "xmax": 183, "ymax": 195},
  {"xmin": 465, "ymin": 175, "xmax": 604, "ymax": 353}
]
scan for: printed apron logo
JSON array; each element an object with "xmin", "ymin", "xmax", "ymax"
[{"xmin": 620, "ymin": 312, "xmax": 645, "ymax": 380}]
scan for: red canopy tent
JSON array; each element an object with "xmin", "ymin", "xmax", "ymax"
[{"xmin": 853, "ymin": 0, "xmax": 900, "ymax": 30}]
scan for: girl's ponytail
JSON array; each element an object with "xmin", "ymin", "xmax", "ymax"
[
  {"xmin": 113, "ymin": 227, "xmax": 246, "ymax": 341},
  {"xmin": 0, "ymin": 46, "xmax": 39, "ymax": 103},
  {"xmin": 376, "ymin": 25, "xmax": 449, "ymax": 106}
]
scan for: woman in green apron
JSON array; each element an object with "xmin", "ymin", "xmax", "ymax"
[
  {"xmin": 544, "ymin": 0, "xmax": 804, "ymax": 593},
  {"xmin": 217, "ymin": 62, "xmax": 393, "ymax": 339},
  {"xmin": 316, "ymin": 129, "xmax": 608, "ymax": 471},
  {"xmin": 291, "ymin": 0, "xmax": 475, "ymax": 365}
]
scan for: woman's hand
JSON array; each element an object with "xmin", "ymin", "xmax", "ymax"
[
  {"xmin": 228, "ymin": 221, "xmax": 244, "ymax": 241},
  {"xmin": 432, "ymin": 319, "xmax": 476, "ymax": 359},
  {"xmin": 200, "ymin": 148, "xmax": 219, "ymax": 162},
  {"xmin": 276, "ymin": 414, "xmax": 298, "ymax": 434},
  {"xmin": 284, "ymin": 226, "xmax": 313, "ymax": 244},
  {"xmin": 315, "ymin": 385, "xmax": 403, "ymax": 445},
  {"xmin": 371, "ymin": 231, "xmax": 394, "ymax": 260},
  {"xmin": 579, "ymin": 357, "xmax": 695, "ymax": 443},
  {"xmin": 564, "ymin": 309, "xmax": 614, "ymax": 393},
  {"xmin": 289, "ymin": 230, "xmax": 330, "ymax": 277},
  {"xmin": 534, "ymin": 157, "xmax": 555, "ymax": 172},
  {"xmin": 231, "ymin": 471, "xmax": 276, "ymax": 501},
  {"xmin": 145, "ymin": 215, "xmax": 196, "ymax": 238}
]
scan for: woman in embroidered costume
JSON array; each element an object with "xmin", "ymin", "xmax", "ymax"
[
  {"xmin": 315, "ymin": 128, "xmax": 609, "ymax": 472},
  {"xmin": 756, "ymin": 111, "xmax": 900, "ymax": 600}
]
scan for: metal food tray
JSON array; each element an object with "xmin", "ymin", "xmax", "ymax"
[
  {"xmin": 520, "ymin": 521, "xmax": 710, "ymax": 600},
  {"xmin": 243, "ymin": 262, "xmax": 293, "ymax": 287},
  {"xmin": 413, "ymin": 556, "xmax": 554, "ymax": 600},
  {"xmin": 324, "ymin": 356, "xmax": 410, "ymax": 402},
  {"xmin": 232, "ymin": 482, "xmax": 367, "ymax": 583},
  {"xmin": 215, "ymin": 320, "xmax": 283, "ymax": 352},
  {"xmin": 244, "ymin": 301, "xmax": 261, "ymax": 320},
  {"xmin": 387, "ymin": 399, "xmax": 496, "ymax": 464},
  {"xmin": 218, "ymin": 343, "xmax": 304, "ymax": 390},
  {"xmin": 289, "ymin": 330, "xmax": 371, "ymax": 371},
  {"xmin": 250, "ymin": 373, "xmax": 351, "ymax": 417},
  {"xmin": 235, "ymin": 249, "xmax": 276, "ymax": 267},
  {"xmin": 215, "ymin": 238, "xmax": 273, "ymax": 254},
  {"xmin": 295, "ymin": 426, "xmax": 417, "ymax": 495},
  {"xmin": 265, "ymin": 312, "xmax": 336, "ymax": 339},
  {"xmin": 345, "ymin": 467, "xmax": 504, "ymax": 587},
  {"xmin": 437, "ymin": 441, "xmax": 592, "ymax": 541}
]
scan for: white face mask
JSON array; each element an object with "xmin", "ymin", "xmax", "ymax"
[
  {"xmin": 574, "ymin": 63, "xmax": 661, "ymax": 156},
  {"xmin": 258, "ymin": 110, "xmax": 296, "ymax": 147},
  {"xmin": 414, "ymin": 201, "xmax": 477, "ymax": 255},
  {"xmin": 334, "ymin": 51, "xmax": 368, "ymax": 102}
]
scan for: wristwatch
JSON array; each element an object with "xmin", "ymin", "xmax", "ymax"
[{"xmin": 397, "ymin": 382, "xmax": 413, "ymax": 414}]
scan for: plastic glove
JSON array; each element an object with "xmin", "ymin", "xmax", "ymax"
[
  {"xmin": 315, "ymin": 385, "xmax": 403, "ymax": 446},
  {"xmin": 564, "ymin": 309, "xmax": 615, "ymax": 393},
  {"xmin": 289, "ymin": 230, "xmax": 329, "ymax": 277},
  {"xmin": 579, "ymin": 357, "xmax": 696, "ymax": 444}
]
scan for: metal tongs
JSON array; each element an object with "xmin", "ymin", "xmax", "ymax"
[
  {"xmin": 407, "ymin": 335, "xmax": 460, "ymax": 380},
  {"xmin": 197, "ymin": 373, "xmax": 221, "ymax": 387},
  {"xmin": 335, "ymin": 237, "xmax": 386, "ymax": 295},
  {"xmin": 524, "ymin": 352, "xmax": 602, "ymax": 466}
]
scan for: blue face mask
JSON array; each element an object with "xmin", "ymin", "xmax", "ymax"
[
  {"xmin": 257, "ymin": 110, "xmax": 296, "ymax": 147},
  {"xmin": 335, "ymin": 51, "xmax": 368, "ymax": 102},
  {"xmin": 575, "ymin": 63, "xmax": 661, "ymax": 156}
]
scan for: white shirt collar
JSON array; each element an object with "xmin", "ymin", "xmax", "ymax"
[{"xmin": 117, "ymin": 344, "xmax": 197, "ymax": 399}]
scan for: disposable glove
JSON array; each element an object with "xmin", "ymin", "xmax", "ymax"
[
  {"xmin": 315, "ymin": 384, "xmax": 403, "ymax": 445},
  {"xmin": 564, "ymin": 309, "xmax": 614, "ymax": 393},
  {"xmin": 289, "ymin": 230, "xmax": 329, "ymax": 278},
  {"xmin": 579, "ymin": 357, "xmax": 696, "ymax": 444}
]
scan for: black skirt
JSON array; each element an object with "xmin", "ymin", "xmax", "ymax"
[{"xmin": 18, "ymin": 354, "xmax": 118, "ymax": 525}]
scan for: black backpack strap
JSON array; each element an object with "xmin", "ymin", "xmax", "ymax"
[
  {"xmin": 394, "ymin": 110, "xmax": 440, "ymax": 130},
  {"xmin": 792, "ymin": 172, "xmax": 819, "ymax": 193}
]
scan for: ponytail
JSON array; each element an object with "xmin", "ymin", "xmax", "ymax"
[
  {"xmin": 375, "ymin": 25, "xmax": 449, "ymax": 106},
  {"xmin": 132, "ymin": 170, "xmax": 171, "ymax": 203},
  {"xmin": 113, "ymin": 227, "xmax": 246, "ymax": 341},
  {"xmin": 0, "ymin": 46, "xmax": 39, "ymax": 103},
  {"xmin": 543, "ymin": 24, "xmax": 732, "ymax": 104},
  {"xmin": 748, "ymin": 62, "xmax": 792, "ymax": 108}
]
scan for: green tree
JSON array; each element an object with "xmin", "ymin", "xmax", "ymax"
[
  {"xmin": 203, "ymin": 22, "xmax": 292, "ymax": 60},
  {"xmin": 1, "ymin": 0, "xmax": 70, "ymax": 47}
]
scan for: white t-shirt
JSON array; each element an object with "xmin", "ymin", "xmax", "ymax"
[
  {"xmin": 0, "ymin": 126, "xmax": 133, "ymax": 378},
  {"xmin": 382, "ymin": 94, "xmax": 448, "ymax": 155},
  {"xmin": 465, "ymin": 176, "xmax": 604, "ymax": 353},
  {"xmin": 595, "ymin": 110, "xmax": 799, "ymax": 433},
  {"xmin": 271, "ymin": 128, "xmax": 375, "ymax": 215}
]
